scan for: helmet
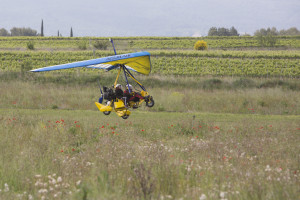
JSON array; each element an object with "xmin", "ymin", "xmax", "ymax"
[
  {"xmin": 115, "ymin": 84, "xmax": 122, "ymax": 89},
  {"xmin": 126, "ymin": 84, "xmax": 133, "ymax": 90}
]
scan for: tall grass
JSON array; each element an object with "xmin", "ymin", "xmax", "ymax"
[
  {"xmin": 1, "ymin": 74, "xmax": 299, "ymax": 115},
  {"xmin": 0, "ymin": 109, "xmax": 299, "ymax": 199},
  {"xmin": 0, "ymin": 75, "xmax": 299, "ymax": 199}
]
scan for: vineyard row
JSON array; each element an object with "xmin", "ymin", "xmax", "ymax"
[
  {"xmin": 0, "ymin": 51, "xmax": 299, "ymax": 77},
  {"xmin": 0, "ymin": 36, "xmax": 300, "ymax": 50}
]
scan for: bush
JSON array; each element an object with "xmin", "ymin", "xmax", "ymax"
[
  {"xmin": 77, "ymin": 40, "xmax": 88, "ymax": 50},
  {"xmin": 26, "ymin": 41, "xmax": 35, "ymax": 50},
  {"xmin": 233, "ymin": 78, "xmax": 256, "ymax": 88},
  {"xmin": 256, "ymin": 33, "xmax": 278, "ymax": 47},
  {"xmin": 194, "ymin": 40, "xmax": 207, "ymax": 50},
  {"xmin": 21, "ymin": 61, "xmax": 32, "ymax": 74},
  {"xmin": 202, "ymin": 78, "xmax": 223, "ymax": 90},
  {"xmin": 93, "ymin": 40, "xmax": 108, "ymax": 50}
]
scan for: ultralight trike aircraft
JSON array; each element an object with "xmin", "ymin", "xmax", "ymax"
[{"xmin": 30, "ymin": 39, "xmax": 154, "ymax": 119}]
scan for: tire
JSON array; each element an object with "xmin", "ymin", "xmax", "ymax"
[
  {"xmin": 121, "ymin": 115, "xmax": 129, "ymax": 119},
  {"xmin": 146, "ymin": 98, "xmax": 155, "ymax": 107},
  {"xmin": 103, "ymin": 111, "xmax": 111, "ymax": 115}
]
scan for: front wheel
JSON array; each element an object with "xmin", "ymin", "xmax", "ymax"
[
  {"xmin": 146, "ymin": 97, "xmax": 155, "ymax": 107},
  {"xmin": 121, "ymin": 114, "xmax": 129, "ymax": 119},
  {"xmin": 103, "ymin": 111, "xmax": 111, "ymax": 115}
]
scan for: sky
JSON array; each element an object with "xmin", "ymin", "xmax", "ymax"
[{"xmin": 1, "ymin": 0, "xmax": 299, "ymax": 37}]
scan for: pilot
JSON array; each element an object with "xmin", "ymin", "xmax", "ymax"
[{"xmin": 115, "ymin": 84, "xmax": 124, "ymax": 99}]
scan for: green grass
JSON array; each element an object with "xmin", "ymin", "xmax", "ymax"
[
  {"xmin": 0, "ymin": 75, "xmax": 300, "ymax": 199},
  {"xmin": 1, "ymin": 74, "xmax": 299, "ymax": 115},
  {"xmin": 0, "ymin": 108, "xmax": 299, "ymax": 199},
  {"xmin": 1, "ymin": 36, "xmax": 300, "ymax": 199}
]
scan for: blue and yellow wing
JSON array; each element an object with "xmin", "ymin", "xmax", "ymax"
[{"xmin": 30, "ymin": 51, "xmax": 151, "ymax": 75}]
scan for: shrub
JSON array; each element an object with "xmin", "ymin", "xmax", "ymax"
[
  {"xmin": 77, "ymin": 40, "xmax": 88, "ymax": 50},
  {"xmin": 26, "ymin": 41, "xmax": 35, "ymax": 50},
  {"xmin": 202, "ymin": 78, "xmax": 223, "ymax": 90},
  {"xmin": 194, "ymin": 40, "xmax": 208, "ymax": 50},
  {"xmin": 93, "ymin": 40, "xmax": 108, "ymax": 50},
  {"xmin": 233, "ymin": 78, "xmax": 256, "ymax": 88},
  {"xmin": 21, "ymin": 61, "xmax": 32, "ymax": 74}
]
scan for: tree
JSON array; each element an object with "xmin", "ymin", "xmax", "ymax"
[
  {"xmin": 10, "ymin": 27, "xmax": 37, "ymax": 36},
  {"xmin": 208, "ymin": 27, "xmax": 218, "ymax": 36},
  {"xmin": 279, "ymin": 27, "xmax": 300, "ymax": 36},
  {"xmin": 208, "ymin": 26, "xmax": 239, "ymax": 36},
  {"xmin": 70, "ymin": 27, "xmax": 73, "ymax": 37},
  {"xmin": 218, "ymin": 27, "xmax": 229, "ymax": 36},
  {"xmin": 229, "ymin": 26, "xmax": 239, "ymax": 36},
  {"xmin": 57, "ymin": 30, "xmax": 60, "ymax": 37},
  {"xmin": 256, "ymin": 32, "xmax": 278, "ymax": 47},
  {"xmin": 41, "ymin": 19, "xmax": 44, "ymax": 36},
  {"xmin": 0, "ymin": 28, "xmax": 10, "ymax": 36},
  {"xmin": 254, "ymin": 27, "xmax": 278, "ymax": 36}
]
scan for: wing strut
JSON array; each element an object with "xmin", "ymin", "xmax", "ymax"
[
  {"xmin": 122, "ymin": 65, "xmax": 132, "ymax": 93},
  {"xmin": 124, "ymin": 66, "xmax": 147, "ymax": 91},
  {"xmin": 109, "ymin": 38, "xmax": 117, "ymax": 55}
]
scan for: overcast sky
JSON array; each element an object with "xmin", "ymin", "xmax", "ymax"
[{"xmin": 1, "ymin": 0, "xmax": 299, "ymax": 36}]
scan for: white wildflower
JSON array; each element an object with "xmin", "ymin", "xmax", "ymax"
[
  {"xmin": 35, "ymin": 174, "xmax": 42, "ymax": 178},
  {"xmin": 199, "ymin": 194, "xmax": 207, "ymax": 200},
  {"xmin": 28, "ymin": 194, "xmax": 33, "ymax": 200},
  {"xmin": 166, "ymin": 195, "xmax": 172, "ymax": 199},
  {"xmin": 265, "ymin": 165, "xmax": 272, "ymax": 172},
  {"xmin": 276, "ymin": 167, "xmax": 282, "ymax": 173},
  {"xmin": 57, "ymin": 176, "xmax": 62, "ymax": 183},
  {"xmin": 50, "ymin": 178, "xmax": 56, "ymax": 185},
  {"xmin": 220, "ymin": 191, "xmax": 226, "ymax": 198},
  {"xmin": 35, "ymin": 180, "xmax": 44, "ymax": 187},
  {"xmin": 38, "ymin": 189, "xmax": 48, "ymax": 194},
  {"xmin": 62, "ymin": 183, "xmax": 70, "ymax": 188},
  {"xmin": 86, "ymin": 162, "xmax": 93, "ymax": 166},
  {"xmin": 4, "ymin": 183, "xmax": 9, "ymax": 192},
  {"xmin": 76, "ymin": 180, "xmax": 81, "ymax": 186},
  {"xmin": 186, "ymin": 165, "xmax": 191, "ymax": 172}
]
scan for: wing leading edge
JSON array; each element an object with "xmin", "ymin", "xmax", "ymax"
[{"xmin": 30, "ymin": 51, "xmax": 151, "ymax": 75}]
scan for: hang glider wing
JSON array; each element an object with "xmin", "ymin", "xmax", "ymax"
[{"xmin": 30, "ymin": 51, "xmax": 152, "ymax": 75}]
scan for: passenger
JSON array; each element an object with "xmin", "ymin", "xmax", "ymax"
[{"xmin": 124, "ymin": 84, "xmax": 144, "ymax": 103}]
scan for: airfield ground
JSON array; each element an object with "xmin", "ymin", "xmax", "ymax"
[{"xmin": 0, "ymin": 37, "xmax": 299, "ymax": 199}]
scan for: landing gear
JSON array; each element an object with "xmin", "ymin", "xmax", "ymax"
[
  {"xmin": 145, "ymin": 96, "xmax": 155, "ymax": 107},
  {"xmin": 121, "ymin": 114, "xmax": 129, "ymax": 119},
  {"xmin": 103, "ymin": 111, "xmax": 111, "ymax": 115}
]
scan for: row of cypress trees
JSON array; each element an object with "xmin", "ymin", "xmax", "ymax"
[{"xmin": 41, "ymin": 19, "xmax": 73, "ymax": 37}]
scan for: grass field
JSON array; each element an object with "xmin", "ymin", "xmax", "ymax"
[
  {"xmin": 0, "ymin": 36, "xmax": 300, "ymax": 199},
  {"xmin": 0, "ymin": 74, "xmax": 300, "ymax": 200},
  {"xmin": 0, "ymin": 108, "xmax": 299, "ymax": 199}
]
